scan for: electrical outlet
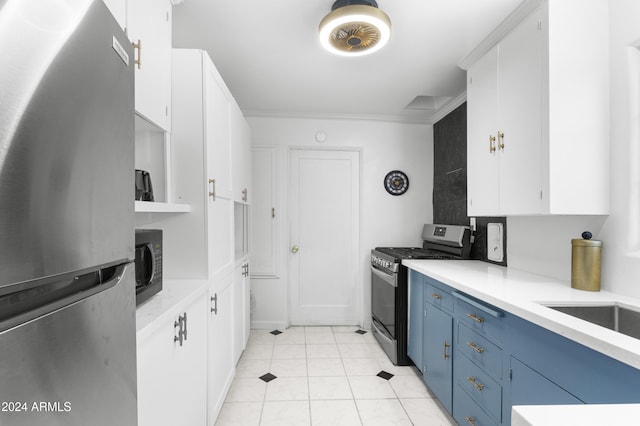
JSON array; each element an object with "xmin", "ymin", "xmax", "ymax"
[{"xmin": 487, "ymin": 223, "xmax": 504, "ymax": 262}]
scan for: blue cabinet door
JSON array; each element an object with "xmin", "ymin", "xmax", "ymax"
[
  {"xmin": 508, "ymin": 356, "xmax": 582, "ymax": 424},
  {"xmin": 407, "ymin": 270, "xmax": 424, "ymax": 370},
  {"xmin": 423, "ymin": 303, "xmax": 453, "ymax": 412}
]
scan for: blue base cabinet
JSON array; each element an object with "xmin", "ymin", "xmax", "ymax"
[
  {"xmin": 503, "ymin": 313, "xmax": 640, "ymax": 423},
  {"xmin": 407, "ymin": 268, "xmax": 640, "ymax": 426},
  {"xmin": 423, "ymin": 302, "xmax": 453, "ymax": 412},
  {"xmin": 407, "ymin": 270, "xmax": 424, "ymax": 370},
  {"xmin": 509, "ymin": 356, "xmax": 582, "ymax": 408}
]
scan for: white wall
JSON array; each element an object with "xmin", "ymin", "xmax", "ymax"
[
  {"xmin": 248, "ymin": 116, "xmax": 432, "ymax": 329},
  {"xmin": 507, "ymin": 1, "xmax": 640, "ymax": 299}
]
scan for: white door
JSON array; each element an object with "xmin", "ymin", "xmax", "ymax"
[
  {"xmin": 289, "ymin": 149, "xmax": 360, "ymax": 325},
  {"xmin": 467, "ymin": 45, "xmax": 499, "ymax": 216},
  {"xmin": 497, "ymin": 9, "xmax": 542, "ymax": 215}
]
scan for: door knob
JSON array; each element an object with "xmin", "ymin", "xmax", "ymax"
[{"xmin": 291, "ymin": 245, "xmax": 299, "ymax": 253}]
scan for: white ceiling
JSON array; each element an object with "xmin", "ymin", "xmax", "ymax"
[{"xmin": 172, "ymin": 0, "xmax": 523, "ymax": 124}]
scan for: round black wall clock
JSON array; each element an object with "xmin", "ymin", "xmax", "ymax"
[{"xmin": 384, "ymin": 170, "xmax": 409, "ymax": 196}]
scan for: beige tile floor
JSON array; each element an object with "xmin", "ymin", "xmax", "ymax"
[{"xmin": 215, "ymin": 326, "xmax": 456, "ymax": 425}]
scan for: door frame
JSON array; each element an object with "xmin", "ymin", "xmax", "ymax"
[{"xmin": 287, "ymin": 146, "xmax": 363, "ymax": 327}]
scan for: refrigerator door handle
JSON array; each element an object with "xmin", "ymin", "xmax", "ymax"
[{"xmin": 0, "ymin": 263, "xmax": 129, "ymax": 334}]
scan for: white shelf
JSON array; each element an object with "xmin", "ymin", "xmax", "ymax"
[{"xmin": 135, "ymin": 201, "xmax": 191, "ymax": 213}]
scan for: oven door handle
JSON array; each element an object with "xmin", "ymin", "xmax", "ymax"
[{"xmin": 371, "ymin": 264, "xmax": 397, "ymax": 287}]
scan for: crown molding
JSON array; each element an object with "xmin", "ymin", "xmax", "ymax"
[
  {"xmin": 457, "ymin": 0, "xmax": 544, "ymax": 70},
  {"xmin": 243, "ymin": 110, "xmax": 433, "ymax": 125},
  {"xmin": 428, "ymin": 92, "xmax": 467, "ymax": 124}
]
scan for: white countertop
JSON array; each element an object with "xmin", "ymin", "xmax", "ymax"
[
  {"xmin": 512, "ymin": 404, "xmax": 640, "ymax": 425},
  {"xmin": 135, "ymin": 278, "xmax": 209, "ymax": 341},
  {"xmin": 403, "ymin": 260, "xmax": 640, "ymax": 370}
]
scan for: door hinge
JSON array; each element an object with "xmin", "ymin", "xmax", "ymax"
[{"xmin": 508, "ymin": 369, "xmax": 513, "ymax": 381}]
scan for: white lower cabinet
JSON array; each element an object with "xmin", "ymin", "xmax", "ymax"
[
  {"xmin": 207, "ymin": 277, "xmax": 234, "ymax": 424},
  {"xmin": 232, "ymin": 260, "xmax": 250, "ymax": 364},
  {"xmin": 137, "ymin": 292, "xmax": 208, "ymax": 426}
]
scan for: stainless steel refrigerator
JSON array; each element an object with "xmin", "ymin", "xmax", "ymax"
[{"xmin": 0, "ymin": 0, "xmax": 137, "ymax": 425}]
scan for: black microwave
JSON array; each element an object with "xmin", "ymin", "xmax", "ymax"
[{"xmin": 134, "ymin": 229, "xmax": 162, "ymax": 306}]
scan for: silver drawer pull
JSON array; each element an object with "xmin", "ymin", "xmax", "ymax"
[
  {"xmin": 432, "ymin": 293, "xmax": 442, "ymax": 300},
  {"xmin": 466, "ymin": 376, "xmax": 484, "ymax": 391},
  {"xmin": 465, "ymin": 416, "xmax": 476, "ymax": 425},
  {"xmin": 466, "ymin": 313, "xmax": 485, "ymax": 324},
  {"xmin": 466, "ymin": 341, "xmax": 485, "ymax": 354}
]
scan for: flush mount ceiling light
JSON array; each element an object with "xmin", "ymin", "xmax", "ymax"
[{"xmin": 319, "ymin": 0, "xmax": 391, "ymax": 57}]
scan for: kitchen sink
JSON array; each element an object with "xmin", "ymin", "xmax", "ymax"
[{"xmin": 546, "ymin": 304, "xmax": 640, "ymax": 340}]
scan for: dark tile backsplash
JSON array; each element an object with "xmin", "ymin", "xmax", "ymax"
[
  {"xmin": 433, "ymin": 103, "xmax": 468, "ymax": 226},
  {"xmin": 432, "ymin": 102, "xmax": 507, "ymax": 266}
]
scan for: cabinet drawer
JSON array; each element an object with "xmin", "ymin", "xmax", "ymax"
[
  {"xmin": 453, "ymin": 383, "xmax": 498, "ymax": 426},
  {"xmin": 456, "ymin": 322, "xmax": 503, "ymax": 379},
  {"xmin": 425, "ymin": 279, "xmax": 454, "ymax": 313},
  {"xmin": 455, "ymin": 354, "xmax": 502, "ymax": 422},
  {"xmin": 454, "ymin": 293, "xmax": 504, "ymax": 344}
]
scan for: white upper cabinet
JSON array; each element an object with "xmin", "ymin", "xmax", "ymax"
[
  {"xmin": 204, "ymin": 59, "xmax": 233, "ymax": 200},
  {"xmin": 464, "ymin": 0, "xmax": 609, "ymax": 216},
  {"xmin": 231, "ymin": 102, "xmax": 252, "ymax": 203},
  {"xmin": 166, "ymin": 49, "xmax": 249, "ymax": 281},
  {"xmin": 127, "ymin": 0, "xmax": 172, "ymax": 132}
]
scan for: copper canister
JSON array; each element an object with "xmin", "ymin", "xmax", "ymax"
[{"xmin": 571, "ymin": 232, "xmax": 602, "ymax": 292}]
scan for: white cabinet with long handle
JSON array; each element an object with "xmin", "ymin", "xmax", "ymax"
[
  {"xmin": 207, "ymin": 276, "xmax": 234, "ymax": 424},
  {"xmin": 127, "ymin": 0, "xmax": 172, "ymax": 131},
  {"xmin": 137, "ymin": 288, "xmax": 208, "ymax": 426}
]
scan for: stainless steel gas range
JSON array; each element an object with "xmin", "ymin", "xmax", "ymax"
[{"xmin": 371, "ymin": 224, "xmax": 471, "ymax": 365}]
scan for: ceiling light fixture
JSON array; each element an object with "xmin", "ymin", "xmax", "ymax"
[{"xmin": 319, "ymin": 0, "xmax": 391, "ymax": 57}]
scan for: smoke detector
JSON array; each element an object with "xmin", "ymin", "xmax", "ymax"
[{"xmin": 319, "ymin": 0, "xmax": 391, "ymax": 57}]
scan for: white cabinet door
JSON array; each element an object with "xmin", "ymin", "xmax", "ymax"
[
  {"xmin": 231, "ymin": 103, "xmax": 251, "ymax": 203},
  {"xmin": 205, "ymin": 58, "xmax": 232, "ymax": 199},
  {"xmin": 497, "ymin": 10, "xmax": 542, "ymax": 215},
  {"xmin": 243, "ymin": 263, "xmax": 250, "ymax": 347},
  {"xmin": 127, "ymin": 0, "xmax": 171, "ymax": 131},
  {"xmin": 138, "ymin": 294, "xmax": 208, "ymax": 426},
  {"xmin": 467, "ymin": 46, "xmax": 499, "ymax": 216},
  {"xmin": 250, "ymin": 146, "xmax": 278, "ymax": 277},
  {"xmin": 208, "ymin": 279, "xmax": 234, "ymax": 424},
  {"xmin": 175, "ymin": 295, "xmax": 208, "ymax": 425},
  {"xmin": 232, "ymin": 261, "xmax": 249, "ymax": 364},
  {"xmin": 137, "ymin": 315, "xmax": 176, "ymax": 426},
  {"xmin": 208, "ymin": 196, "xmax": 234, "ymax": 279}
]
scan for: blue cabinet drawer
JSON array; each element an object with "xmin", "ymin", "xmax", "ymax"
[
  {"xmin": 453, "ymin": 382, "xmax": 499, "ymax": 426},
  {"xmin": 455, "ymin": 353, "xmax": 502, "ymax": 422},
  {"xmin": 425, "ymin": 279, "xmax": 454, "ymax": 313},
  {"xmin": 456, "ymin": 322, "xmax": 503, "ymax": 379},
  {"xmin": 454, "ymin": 293, "xmax": 504, "ymax": 344}
]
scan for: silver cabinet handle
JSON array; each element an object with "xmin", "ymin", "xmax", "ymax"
[
  {"xmin": 211, "ymin": 293, "xmax": 218, "ymax": 314},
  {"xmin": 174, "ymin": 313, "xmax": 186, "ymax": 346},
  {"xmin": 208, "ymin": 178, "xmax": 216, "ymax": 200}
]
